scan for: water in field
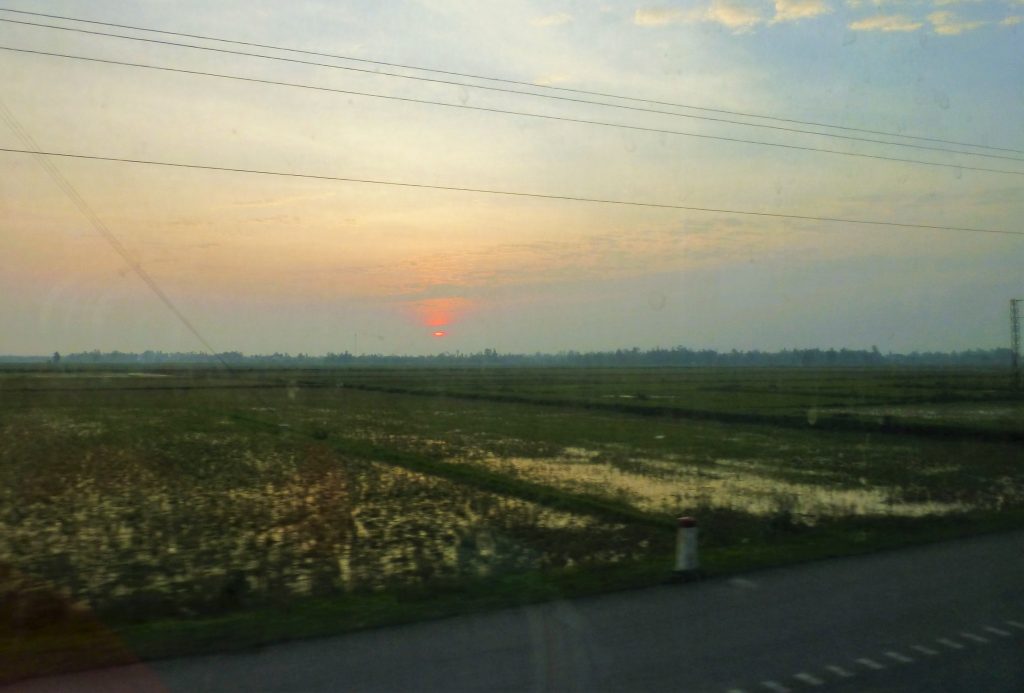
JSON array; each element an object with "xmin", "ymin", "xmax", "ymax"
[
  {"xmin": 0, "ymin": 411, "xmax": 659, "ymax": 617},
  {"xmin": 830, "ymin": 404, "xmax": 1024, "ymax": 425},
  {"xmin": 449, "ymin": 446, "xmax": 970, "ymax": 521},
  {"xmin": 4, "ymin": 373, "xmax": 1023, "ymax": 625},
  {"xmin": 483, "ymin": 446, "xmax": 970, "ymax": 515}
]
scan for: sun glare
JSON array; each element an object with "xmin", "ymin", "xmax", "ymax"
[
  {"xmin": 432, "ymin": 330, "xmax": 447, "ymax": 337},
  {"xmin": 407, "ymin": 297, "xmax": 473, "ymax": 329}
]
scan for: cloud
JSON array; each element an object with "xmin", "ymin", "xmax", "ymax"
[
  {"xmin": 848, "ymin": 13, "xmax": 923, "ymax": 31},
  {"xmin": 705, "ymin": 0, "xmax": 766, "ymax": 30},
  {"xmin": 228, "ymin": 192, "xmax": 335, "ymax": 209},
  {"xmin": 633, "ymin": 2, "xmax": 763, "ymax": 31},
  {"xmin": 532, "ymin": 12, "xmax": 573, "ymax": 27},
  {"xmin": 636, "ymin": 1, "xmax": 837, "ymax": 31},
  {"xmin": 633, "ymin": 7, "xmax": 692, "ymax": 26},
  {"xmin": 928, "ymin": 10, "xmax": 986, "ymax": 33},
  {"xmin": 845, "ymin": 1, "xmax": 915, "ymax": 7},
  {"xmin": 370, "ymin": 218, "xmax": 777, "ymax": 304},
  {"xmin": 636, "ymin": 0, "xmax": 832, "ymax": 31},
  {"xmin": 773, "ymin": 0, "xmax": 833, "ymax": 23},
  {"xmin": 1001, "ymin": 15, "xmax": 1023, "ymax": 25}
]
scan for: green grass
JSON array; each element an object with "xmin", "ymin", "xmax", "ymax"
[{"xmin": 328, "ymin": 366, "xmax": 1024, "ymax": 438}]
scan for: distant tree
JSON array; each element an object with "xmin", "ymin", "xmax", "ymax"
[{"xmin": 51, "ymin": 351, "xmax": 61, "ymax": 365}]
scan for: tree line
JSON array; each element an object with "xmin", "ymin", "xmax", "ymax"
[{"xmin": 7, "ymin": 346, "xmax": 1012, "ymax": 368}]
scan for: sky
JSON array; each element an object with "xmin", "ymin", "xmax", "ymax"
[{"xmin": 1, "ymin": 0, "xmax": 1022, "ymax": 356}]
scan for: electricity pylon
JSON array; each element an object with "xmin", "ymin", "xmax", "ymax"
[{"xmin": 1012, "ymin": 299, "xmax": 1022, "ymax": 389}]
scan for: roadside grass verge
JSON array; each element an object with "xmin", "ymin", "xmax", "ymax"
[{"xmin": 5, "ymin": 509, "xmax": 1024, "ymax": 686}]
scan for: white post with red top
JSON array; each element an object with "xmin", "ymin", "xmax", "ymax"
[{"xmin": 674, "ymin": 516, "xmax": 699, "ymax": 574}]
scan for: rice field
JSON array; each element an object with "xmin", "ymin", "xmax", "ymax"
[
  {"xmin": 2, "ymin": 365, "xmax": 1023, "ymax": 672},
  {"xmin": 0, "ymin": 399, "xmax": 659, "ymax": 622}
]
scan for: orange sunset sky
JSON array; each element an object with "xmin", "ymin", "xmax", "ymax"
[{"xmin": 2, "ymin": 1, "xmax": 1023, "ymax": 355}]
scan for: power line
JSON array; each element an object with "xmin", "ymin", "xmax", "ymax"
[
  {"xmin": 3, "ymin": 16, "xmax": 1023, "ymax": 165},
  {"xmin": 0, "ymin": 5, "xmax": 1019, "ymax": 157},
  {"xmin": 1, "ymin": 146, "xmax": 1018, "ymax": 237},
  {"xmin": 0, "ymin": 105, "xmax": 229, "ymax": 368},
  {"xmin": 7, "ymin": 46, "xmax": 1021, "ymax": 179}
]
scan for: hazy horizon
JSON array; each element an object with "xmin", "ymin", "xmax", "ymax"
[
  {"xmin": 0, "ymin": 343, "xmax": 1012, "ymax": 361},
  {"xmin": 3, "ymin": 2, "xmax": 1022, "ymax": 357}
]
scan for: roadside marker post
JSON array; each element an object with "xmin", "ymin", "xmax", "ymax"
[{"xmin": 674, "ymin": 516, "xmax": 700, "ymax": 579}]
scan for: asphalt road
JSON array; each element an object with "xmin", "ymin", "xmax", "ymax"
[{"xmin": 10, "ymin": 529, "xmax": 1024, "ymax": 692}]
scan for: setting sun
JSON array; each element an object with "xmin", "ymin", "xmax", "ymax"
[{"xmin": 432, "ymin": 330, "xmax": 446, "ymax": 337}]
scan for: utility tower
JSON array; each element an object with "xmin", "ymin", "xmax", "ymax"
[{"xmin": 1012, "ymin": 299, "xmax": 1022, "ymax": 389}]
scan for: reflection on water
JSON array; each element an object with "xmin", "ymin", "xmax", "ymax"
[
  {"xmin": 0, "ymin": 415, "xmax": 657, "ymax": 618},
  {"xmin": 452, "ymin": 446, "xmax": 971, "ymax": 520},
  {"xmin": 3, "ymin": 393, "xmax": 1018, "ymax": 626},
  {"xmin": 831, "ymin": 404, "xmax": 1024, "ymax": 423}
]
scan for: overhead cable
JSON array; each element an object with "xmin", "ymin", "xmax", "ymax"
[
  {"xmin": 0, "ymin": 6, "xmax": 1019, "ymax": 156},
  {"xmin": 2, "ymin": 16, "xmax": 1022, "ymax": 165},
  {"xmin": 5, "ymin": 46, "xmax": 1020, "ymax": 178},
  {"xmin": 1, "ymin": 146, "xmax": 1018, "ymax": 237},
  {"xmin": 0, "ymin": 105, "xmax": 229, "ymax": 367}
]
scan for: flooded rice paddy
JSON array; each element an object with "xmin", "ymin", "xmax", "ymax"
[
  {"xmin": 3, "ymin": 369, "xmax": 1023, "ymax": 624},
  {"xmin": 451, "ymin": 447, "xmax": 970, "ymax": 519},
  {"xmin": 0, "ymin": 409, "xmax": 657, "ymax": 618}
]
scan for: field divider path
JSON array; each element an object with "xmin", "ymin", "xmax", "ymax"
[
  {"xmin": 223, "ymin": 411, "xmax": 675, "ymax": 532},
  {"xmin": 694, "ymin": 385, "xmax": 1021, "ymax": 409},
  {"xmin": 339, "ymin": 383, "xmax": 1024, "ymax": 444}
]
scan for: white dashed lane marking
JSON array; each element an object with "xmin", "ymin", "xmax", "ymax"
[
  {"xmin": 984, "ymin": 626, "xmax": 1012, "ymax": 637},
  {"xmin": 825, "ymin": 665, "xmax": 853, "ymax": 678},
  {"xmin": 884, "ymin": 650, "xmax": 914, "ymax": 664},
  {"xmin": 793, "ymin": 672, "xmax": 823, "ymax": 686},
  {"xmin": 959, "ymin": 631, "xmax": 989, "ymax": 644},
  {"xmin": 726, "ymin": 617, "xmax": 1023, "ymax": 692},
  {"xmin": 856, "ymin": 657, "xmax": 885, "ymax": 671}
]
